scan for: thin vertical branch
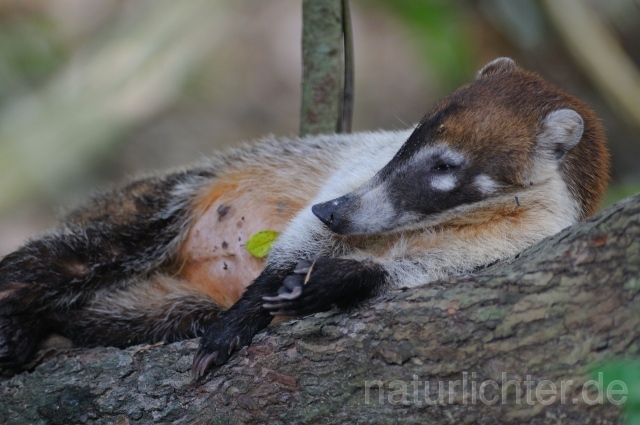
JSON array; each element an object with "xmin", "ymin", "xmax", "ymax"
[{"xmin": 299, "ymin": 0, "xmax": 353, "ymax": 136}]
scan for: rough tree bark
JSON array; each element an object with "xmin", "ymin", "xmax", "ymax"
[{"xmin": 1, "ymin": 192, "xmax": 638, "ymax": 424}]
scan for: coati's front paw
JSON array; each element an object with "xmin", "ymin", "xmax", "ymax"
[
  {"xmin": 192, "ymin": 312, "xmax": 263, "ymax": 378},
  {"xmin": 262, "ymin": 259, "xmax": 345, "ymax": 316},
  {"xmin": 0, "ymin": 315, "xmax": 44, "ymax": 369},
  {"xmin": 263, "ymin": 258, "xmax": 387, "ymax": 317}
]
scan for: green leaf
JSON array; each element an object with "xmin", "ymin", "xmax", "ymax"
[{"xmin": 246, "ymin": 230, "xmax": 280, "ymax": 259}]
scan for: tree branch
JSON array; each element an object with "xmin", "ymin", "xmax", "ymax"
[
  {"xmin": 2, "ymin": 194, "xmax": 639, "ymax": 424},
  {"xmin": 299, "ymin": 0, "xmax": 344, "ymax": 136}
]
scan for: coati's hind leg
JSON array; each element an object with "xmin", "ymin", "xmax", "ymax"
[
  {"xmin": 0, "ymin": 314, "xmax": 47, "ymax": 370},
  {"xmin": 54, "ymin": 274, "xmax": 221, "ymax": 349},
  {"xmin": 0, "ymin": 167, "xmax": 214, "ymax": 368}
]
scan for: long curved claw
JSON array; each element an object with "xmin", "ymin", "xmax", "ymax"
[{"xmin": 192, "ymin": 349, "xmax": 218, "ymax": 378}]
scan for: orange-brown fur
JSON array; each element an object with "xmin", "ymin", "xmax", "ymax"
[{"xmin": 178, "ymin": 167, "xmax": 319, "ymax": 308}]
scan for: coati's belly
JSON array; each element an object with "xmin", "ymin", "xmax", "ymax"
[
  {"xmin": 175, "ymin": 137, "xmax": 404, "ymax": 309},
  {"xmin": 177, "ymin": 169, "xmax": 317, "ymax": 309}
]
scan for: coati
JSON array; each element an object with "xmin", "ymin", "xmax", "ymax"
[{"xmin": 0, "ymin": 58, "xmax": 609, "ymax": 377}]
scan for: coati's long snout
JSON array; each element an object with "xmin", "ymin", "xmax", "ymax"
[
  {"xmin": 312, "ymin": 176, "xmax": 409, "ymax": 236},
  {"xmin": 312, "ymin": 181, "xmax": 399, "ymax": 235},
  {"xmin": 312, "ymin": 195, "xmax": 374, "ymax": 235}
]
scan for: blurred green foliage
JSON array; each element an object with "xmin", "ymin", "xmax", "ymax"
[
  {"xmin": 373, "ymin": 0, "xmax": 474, "ymax": 89},
  {"xmin": 0, "ymin": 16, "xmax": 66, "ymax": 106},
  {"xmin": 592, "ymin": 360, "xmax": 640, "ymax": 424},
  {"xmin": 602, "ymin": 183, "xmax": 640, "ymax": 210}
]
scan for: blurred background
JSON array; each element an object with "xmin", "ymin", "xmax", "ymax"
[{"xmin": 1, "ymin": 0, "xmax": 639, "ymax": 257}]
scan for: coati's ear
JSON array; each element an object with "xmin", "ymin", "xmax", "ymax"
[
  {"xmin": 537, "ymin": 109, "xmax": 584, "ymax": 160},
  {"xmin": 475, "ymin": 57, "xmax": 518, "ymax": 80}
]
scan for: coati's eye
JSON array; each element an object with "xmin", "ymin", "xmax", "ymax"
[{"xmin": 432, "ymin": 163, "xmax": 456, "ymax": 172}]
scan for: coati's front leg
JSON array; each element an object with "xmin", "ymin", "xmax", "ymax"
[
  {"xmin": 192, "ymin": 258, "xmax": 388, "ymax": 377},
  {"xmin": 193, "ymin": 265, "xmax": 292, "ymax": 377},
  {"xmin": 263, "ymin": 259, "xmax": 388, "ymax": 316}
]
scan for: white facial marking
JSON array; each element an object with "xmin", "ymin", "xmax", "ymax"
[
  {"xmin": 410, "ymin": 145, "xmax": 466, "ymax": 168},
  {"xmin": 474, "ymin": 174, "xmax": 500, "ymax": 194},
  {"xmin": 403, "ymin": 144, "xmax": 466, "ymax": 194},
  {"xmin": 440, "ymin": 150, "xmax": 465, "ymax": 166},
  {"xmin": 348, "ymin": 184, "xmax": 397, "ymax": 233},
  {"xmin": 430, "ymin": 174, "xmax": 457, "ymax": 191}
]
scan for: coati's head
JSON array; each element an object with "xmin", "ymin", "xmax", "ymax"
[{"xmin": 313, "ymin": 58, "xmax": 609, "ymax": 235}]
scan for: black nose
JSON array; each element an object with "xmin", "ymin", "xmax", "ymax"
[
  {"xmin": 311, "ymin": 195, "xmax": 351, "ymax": 234},
  {"xmin": 311, "ymin": 201, "xmax": 334, "ymax": 227}
]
